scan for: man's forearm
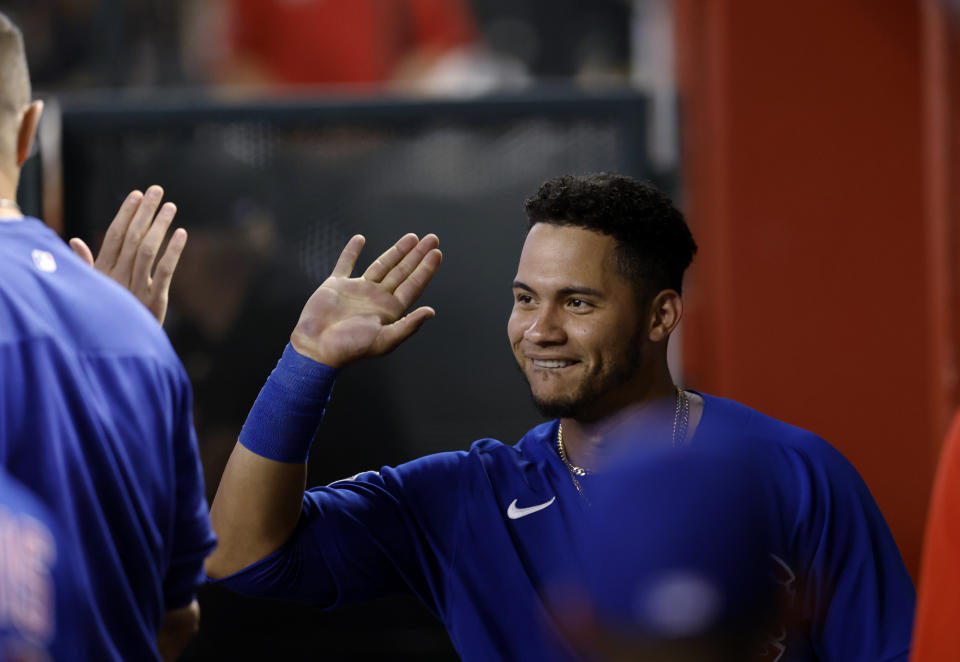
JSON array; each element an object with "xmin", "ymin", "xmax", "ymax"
[
  {"xmin": 207, "ymin": 343, "xmax": 335, "ymax": 578},
  {"xmin": 207, "ymin": 444, "xmax": 307, "ymax": 578},
  {"xmin": 207, "ymin": 232, "xmax": 442, "ymax": 577},
  {"xmin": 157, "ymin": 600, "xmax": 201, "ymax": 661}
]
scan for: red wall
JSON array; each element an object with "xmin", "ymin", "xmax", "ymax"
[{"xmin": 674, "ymin": 0, "xmax": 960, "ymax": 578}]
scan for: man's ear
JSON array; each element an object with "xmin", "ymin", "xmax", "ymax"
[
  {"xmin": 16, "ymin": 100, "xmax": 43, "ymax": 168},
  {"xmin": 647, "ymin": 289, "xmax": 683, "ymax": 343}
]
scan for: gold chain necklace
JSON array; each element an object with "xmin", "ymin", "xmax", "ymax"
[{"xmin": 557, "ymin": 386, "xmax": 690, "ymax": 497}]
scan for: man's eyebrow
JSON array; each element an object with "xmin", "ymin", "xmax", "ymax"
[
  {"xmin": 511, "ymin": 281, "xmax": 604, "ymax": 298},
  {"xmin": 558, "ymin": 285, "xmax": 603, "ymax": 298}
]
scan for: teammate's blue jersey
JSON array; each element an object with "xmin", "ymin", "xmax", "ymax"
[
  {"xmin": 0, "ymin": 469, "xmax": 83, "ymax": 661},
  {"xmin": 0, "ymin": 217, "xmax": 217, "ymax": 661},
  {"xmin": 219, "ymin": 390, "xmax": 915, "ymax": 662},
  {"xmin": 574, "ymin": 433, "xmax": 780, "ymax": 652}
]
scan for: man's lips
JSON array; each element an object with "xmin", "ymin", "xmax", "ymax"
[{"xmin": 528, "ymin": 357, "xmax": 579, "ymax": 369}]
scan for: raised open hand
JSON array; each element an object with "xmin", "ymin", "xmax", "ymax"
[
  {"xmin": 69, "ymin": 185, "xmax": 186, "ymax": 325},
  {"xmin": 290, "ymin": 233, "xmax": 443, "ymax": 368}
]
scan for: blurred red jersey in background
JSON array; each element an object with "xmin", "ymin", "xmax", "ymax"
[{"xmin": 226, "ymin": 0, "xmax": 477, "ymax": 86}]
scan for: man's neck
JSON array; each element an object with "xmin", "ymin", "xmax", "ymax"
[
  {"xmin": 0, "ymin": 172, "xmax": 22, "ymax": 219},
  {"xmin": 0, "ymin": 199, "xmax": 24, "ymax": 220},
  {"xmin": 0, "ymin": 203, "xmax": 23, "ymax": 220},
  {"xmin": 0, "ymin": 168, "xmax": 19, "ymax": 200},
  {"xmin": 558, "ymin": 377, "xmax": 704, "ymax": 472}
]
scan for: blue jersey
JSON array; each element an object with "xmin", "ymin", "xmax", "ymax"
[
  {"xmin": 0, "ymin": 469, "xmax": 83, "ymax": 661},
  {"xmin": 0, "ymin": 217, "xmax": 217, "ymax": 661},
  {"xmin": 574, "ymin": 435, "xmax": 780, "ymax": 651},
  {"xmin": 218, "ymin": 391, "xmax": 914, "ymax": 662}
]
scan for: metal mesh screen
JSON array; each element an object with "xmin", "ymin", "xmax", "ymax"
[{"xmin": 53, "ymin": 90, "xmax": 668, "ymax": 660}]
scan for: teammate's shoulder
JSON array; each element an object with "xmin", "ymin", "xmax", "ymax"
[{"xmin": 0, "ymin": 217, "xmax": 177, "ymax": 361}]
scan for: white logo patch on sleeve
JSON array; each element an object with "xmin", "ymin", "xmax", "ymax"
[
  {"xmin": 31, "ymin": 250, "xmax": 57, "ymax": 273},
  {"xmin": 637, "ymin": 571, "xmax": 722, "ymax": 636}
]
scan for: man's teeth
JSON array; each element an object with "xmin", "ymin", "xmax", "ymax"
[{"xmin": 533, "ymin": 359, "xmax": 573, "ymax": 368}]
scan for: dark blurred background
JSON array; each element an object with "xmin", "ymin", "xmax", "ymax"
[
  {"xmin": 6, "ymin": 0, "xmax": 960, "ymax": 660},
  {"xmin": 5, "ymin": 1, "xmax": 672, "ymax": 659}
]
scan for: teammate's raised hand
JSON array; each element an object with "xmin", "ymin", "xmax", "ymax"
[
  {"xmin": 291, "ymin": 233, "xmax": 442, "ymax": 368},
  {"xmin": 69, "ymin": 185, "xmax": 187, "ymax": 325}
]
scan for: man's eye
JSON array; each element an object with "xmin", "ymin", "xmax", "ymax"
[
  {"xmin": 516, "ymin": 294, "xmax": 532, "ymax": 304},
  {"xmin": 569, "ymin": 298, "xmax": 584, "ymax": 308}
]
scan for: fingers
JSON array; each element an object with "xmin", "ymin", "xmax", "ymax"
[
  {"xmin": 393, "ymin": 247, "xmax": 443, "ymax": 309},
  {"xmin": 379, "ymin": 234, "xmax": 439, "ymax": 293},
  {"xmin": 90, "ymin": 186, "xmax": 182, "ymax": 325},
  {"xmin": 131, "ymin": 201, "xmax": 178, "ymax": 293},
  {"xmin": 96, "ymin": 190, "xmax": 144, "ymax": 272},
  {"xmin": 331, "ymin": 235, "xmax": 367, "ymax": 278},
  {"xmin": 112, "ymin": 185, "xmax": 166, "ymax": 286},
  {"xmin": 151, "ymin": 228, "xmax": 188, "ymax": 311},
  {"xmin": 362, "ymin": 233, "xmax": 419, "ymax": 283},
  {"xmin": 373, "ymin": 306, "xmax": 436, "ymax": 354},
  {"xmin": 68, "ymin": 238, "xmax": 95, "ymax": 267}
]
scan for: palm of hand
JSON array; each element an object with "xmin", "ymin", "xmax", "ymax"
[
  {"xmin": 295, "ymin": 277, "xmax": 403, "ymax": 363},
  {"xmin": 290, "ymin": 234, "xmax": 442, "ymax": 368}
]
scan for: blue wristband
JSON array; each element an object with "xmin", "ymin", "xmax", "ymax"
[{"xmin": 238, "ymin": 343, "xmax": 338, "ymax": 463}]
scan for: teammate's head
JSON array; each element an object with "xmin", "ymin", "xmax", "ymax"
[
  {"xmin": 0, "ymin": 12, "xmax": 41, "ymax": 194},
  {"xmin": 552, "ymin": 433, "xmax": 779, "ymax": 662},
  {"xmin": 509, "ymin": 174, "xmax": 696, "ymax": 421},
  {"xmin": 523, "ymin": 174, "xmax": 697, "ymax": 300}
]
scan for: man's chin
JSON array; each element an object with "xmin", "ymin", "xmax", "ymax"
[
  {"xmin": 531, "ymin": 394, "xmax": 584, "ymax": 420},
  {"xmin": 518, "ymin": 366, "xmax": 591, "ymax": 418}
]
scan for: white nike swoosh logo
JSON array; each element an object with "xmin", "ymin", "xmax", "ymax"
[{"xmin": 507, "ymin": 497, "xmax": 556, "ymax": 520}]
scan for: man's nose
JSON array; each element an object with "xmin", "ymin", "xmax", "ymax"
[{"xmin": 524, "ymin": 307, "xmax": 565, "ymax": 344}]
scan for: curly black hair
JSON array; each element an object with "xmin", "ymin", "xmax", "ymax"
[{"xmin": 523, "ymin": 173, "xmax": 697, "ymax": 295}]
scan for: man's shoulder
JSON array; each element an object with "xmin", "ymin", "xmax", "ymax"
[
  {"xmin": 468, "ymin": 421, "xmax": 555, "ymax": 459},
  {"xmin": 702, "ymin": 393, "xmax": 831, "ymax": 446},
  {"xmin": 699, "ymin": 392, "xmax": 860, "ymax": 479},
  {"xmin": 326, "ymin": 424, "xmax": 556, "ymax": 503},
  {"xmin": 364, "ymin": 423, "xmax": 555, "ymax": 485}
]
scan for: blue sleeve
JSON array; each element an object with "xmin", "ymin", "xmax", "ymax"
[
  {"xmin": 46, "ymin": 506, "xmax": 87, "ymax": 661},
  {"xmin": 162, "ymin": 367, "xmax": 217, "ymax": 610},
  {"xmin": 0, "ymin": 472, "xmax": 87, "ymax": 661},
  {"xmin": 789, "ymin": 439, "xmax": 915, "ymax": 662},
  {"xmin": 214, "ymin": 450, "xmax": 467, "ymax": 619}
]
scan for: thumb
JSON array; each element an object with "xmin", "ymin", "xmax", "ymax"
[
  {"xmin": 68, "ymin": 238, "xmax": 95, "ymax": 267},
  {"xmin": 373, "ymin": 307, "xmax": 436, "ymax": 354}
]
